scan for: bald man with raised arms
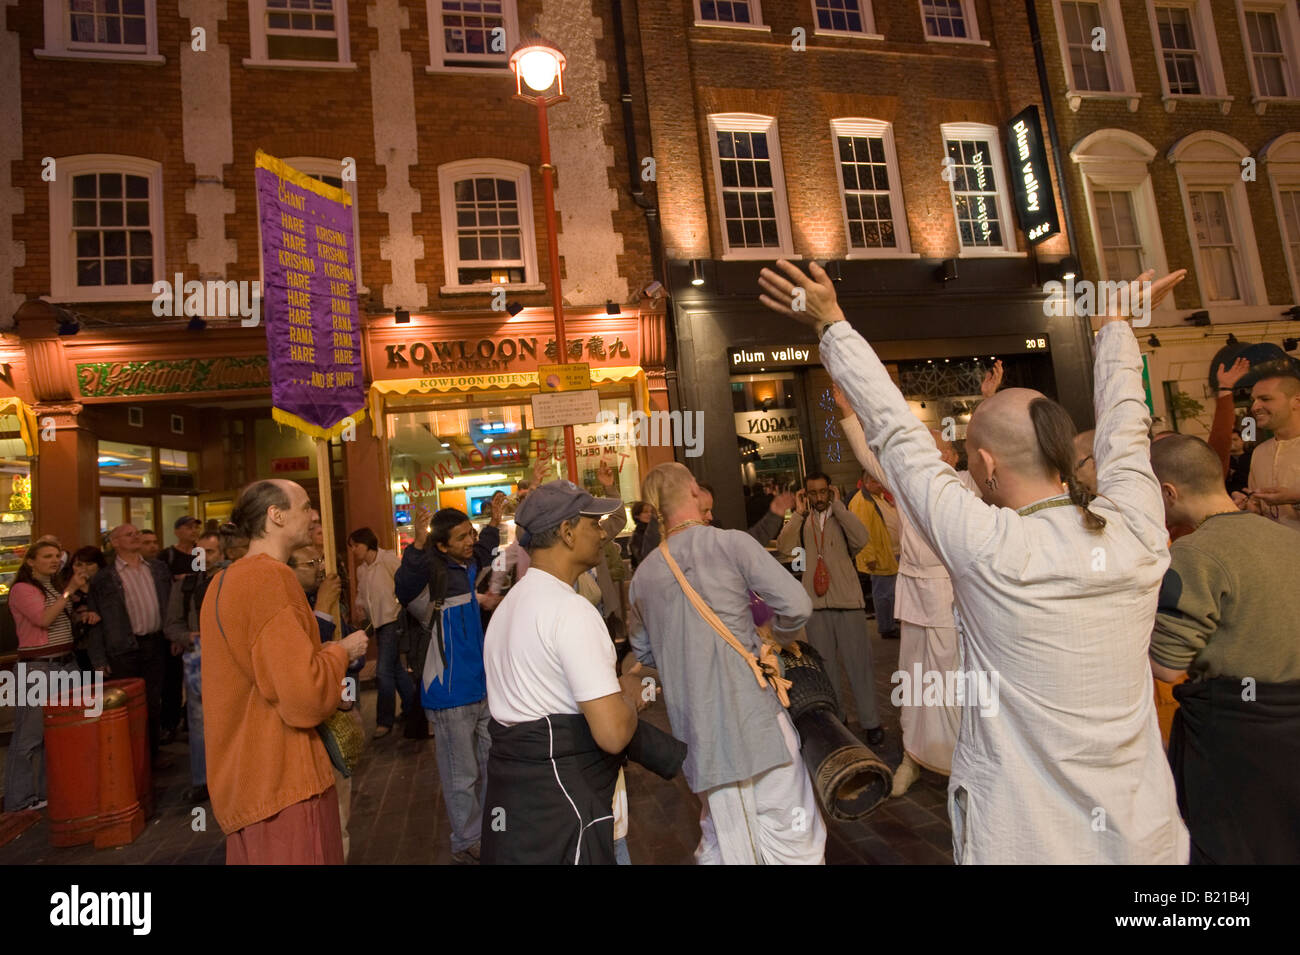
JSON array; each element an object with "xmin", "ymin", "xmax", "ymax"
[{"xmin": 759, "ymin": 261, "xmax": 1188, "ymax": 865}]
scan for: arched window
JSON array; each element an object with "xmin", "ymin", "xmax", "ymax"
[{"xmin": 437, "ymin": 159, "xmax": 538, "ymax": 291}]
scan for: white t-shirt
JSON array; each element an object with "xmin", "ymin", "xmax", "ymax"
[{"xmin": 484, "ymin": 566, "xmax": 620, "ymax": 726}]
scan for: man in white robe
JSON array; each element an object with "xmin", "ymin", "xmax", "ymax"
[{"xmin": 759, "ymin": 261, "xmax": 1189, "ymax": 864}]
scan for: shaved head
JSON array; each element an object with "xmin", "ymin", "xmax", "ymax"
[
  {"xmin": 1150, "ymin": 434, "xmax": 1225, "ymax": 497},
  {"xmin": 966, "ymin": 388, "xmax": 1055, "ymax": 480}
]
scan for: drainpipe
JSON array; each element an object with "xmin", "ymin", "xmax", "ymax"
[{"xmin": 610, "ymin": 0, "xmax": 678, "ymax": 411}]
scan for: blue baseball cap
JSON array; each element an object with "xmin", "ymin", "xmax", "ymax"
[{"xmin": 514, "ymin": 480, "xmax": 621, "ymax": 547}]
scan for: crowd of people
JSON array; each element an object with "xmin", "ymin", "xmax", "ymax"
[{"xmin": 5, "ymin": 261, "xmax": 1297, "ymax": 866}]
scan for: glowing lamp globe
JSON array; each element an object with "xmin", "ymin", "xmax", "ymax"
[{"xmin": 510, "ymin": 41, "xmax": 566, "ymax": 95}]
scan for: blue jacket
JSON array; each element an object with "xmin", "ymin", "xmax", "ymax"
[{"xmin": 395, "ymin": 525, "xmax": 499, "ymax": 711}]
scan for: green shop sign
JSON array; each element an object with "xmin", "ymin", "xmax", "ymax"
[{"xmin": 77, "ymin": 356, "xmax": 270, "ymax": 398}]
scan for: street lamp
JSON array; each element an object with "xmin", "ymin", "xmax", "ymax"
[{"xmin": 510, "ymin": 38, "xmax": 579, "ymax": 481}]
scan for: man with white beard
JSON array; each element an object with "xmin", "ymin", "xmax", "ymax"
[{"xmin": 759, "ymin": 261, "xmax": 1189, "ymax": 864}]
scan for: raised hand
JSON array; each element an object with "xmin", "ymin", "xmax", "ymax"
[
  {"xmin": 597, "ymin": 460, "xmax": 615, "ymax": 488},
  {"xmin": 832, "ymin": 382, "xmax": 853, "ymax": 417},
  {"xmin": 1100, "ymin": 269, "xmax": 1187, "ymax": 326},
  {"xmin": 531, "ymin": 457, "xmax": 552, "ymax": 485},
  {"xmin": 1216, "ymin": 357, "xmax": 1250, "ymax": 391},
  {"xmin": 795, "ymin": 488, "xmax": 809, "ymax": 516},
  {"xmin": 758, "ymin": 260, "xmax": 845, "ymax": 330},
  {"xmin": 769, "ymin": 490, "xmax": 796, "ymax": 515},
  {"xmin": 489, "ymin": 490, "xmax": 507, "ymax": 525},
  {"xmin": 980, "ymin": 359, "xmax": 1004, "ymax": 398}
]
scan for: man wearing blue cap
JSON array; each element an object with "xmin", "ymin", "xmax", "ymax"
[{"xmin": 481, "ymin": 480, "xmax": 644, "ymax": 865}]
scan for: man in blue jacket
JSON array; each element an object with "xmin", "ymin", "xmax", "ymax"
[{"xmin": 395, "ymin": 497, "xmax": 503, "ymax": 864}]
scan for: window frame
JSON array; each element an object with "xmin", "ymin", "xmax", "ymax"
[
  {"xmin": 1051, "ymin": 0, "xmax": 1141, "ymax": 111},
  {"xmin": 829, "ymin": 118, "xmax": 915, "ymax": 258},
  {"xmin": 1145, "ymin": 0, "xmax": 1232, "ymax": 112},
  {"xmin": 283, "ymin": 157, "xmax": 366, "ymax": 294},
  {"xmin": 36, "ymin": 0, "xmax": 164, "ymax": 64},
  {"xmin": 939, "ymin": 122, "xmax": 1021, "ymax": 257},
  {"xmin": 707, "ymin": 113, "xmax": 796, "ymax": 261},
  {"xmin": 245, "ymin": 0, "xmax": 357, "ymax": 70},
  {"xmin": 811, "ymin": 0, "xmax": 881, "ymax": 38},
  {"xmin": 1168, "ymin": 131, "xmax": 1267, "ymax": 308},
  {"xmin": 437, "ymin": 158, "xmax": 541, "ymax": 295},
  {"xmin": 1070, "ymin": 129, "xmax": 1172, "ymax": 303},
  {"xmin": 1236, "ymin": 0, "xmax": 1300, "ymax": 112},
  {"xmin": 426, "ymin": 0, "xmax": 519, "ymax": 75},
  {"xmin": 1264, "ymin": 132, "xmax": 1300, "ymax": 303},
  {"xmin": 48, "ymin": 154, "xmax": 166, "ymax": 303},
  {"xmin": 694, "ymin": 0, "xmax": 770, "ymax": 32},
  {"xmin": 918, "ymin": 0, "xmax": 987, "ymax": 46}
]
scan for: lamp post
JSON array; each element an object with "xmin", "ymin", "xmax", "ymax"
[{"xmin": 510, "ymin": 38, "xmax": 578, "ymax": 482}]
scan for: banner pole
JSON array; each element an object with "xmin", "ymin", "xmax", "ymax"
[{"xmin": 316, "ymin": 437, "xmax": 341, "ymax": 631}]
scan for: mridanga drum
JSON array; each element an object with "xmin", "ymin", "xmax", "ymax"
[{"xmin": 779, "ymin": 641, "xmax": 892, "ymax": 821}]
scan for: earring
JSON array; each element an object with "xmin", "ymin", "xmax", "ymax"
[{"xmin": 984, "ymin": 477, "xmax": 998, "ymax": 491}]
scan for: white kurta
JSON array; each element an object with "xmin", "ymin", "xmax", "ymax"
[
  {"xmin": 823, "ymin": 319, "xmax": 1188, "ymax": 864},
  {"xmin": 842, "ymin": 414, "xmax": 967, "ymax": 771}
]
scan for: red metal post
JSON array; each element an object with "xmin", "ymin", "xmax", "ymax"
[{"xmin": 536, "ymin": 97, "xmax": 580, "ymax": 481}]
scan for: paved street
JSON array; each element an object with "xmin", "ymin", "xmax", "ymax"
[{"xmin": 0, "ymin": 620, "xmax": 953, "ymax": 865}]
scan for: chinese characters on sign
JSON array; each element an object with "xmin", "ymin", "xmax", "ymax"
[{"xmin": 254, "ymin": 151, "xmax": 365, "ymax": 437}]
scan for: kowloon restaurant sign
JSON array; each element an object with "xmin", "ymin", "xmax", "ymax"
[
  {"xmin": 385, "ymin": 334, "xmax": 634, "ymax": 375},
  {"xmin": 77, "ymin": 357, "xmax": 270, "ymax": 399}
]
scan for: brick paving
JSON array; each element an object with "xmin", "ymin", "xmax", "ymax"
[{"xmin": 0, "ymin": 619, "xmax": 952, "ymax": 865}]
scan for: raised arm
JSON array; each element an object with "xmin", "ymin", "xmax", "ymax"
[{"xmin": 1091, "ymin": 270, "xmax": 1186, "ymax": 555}]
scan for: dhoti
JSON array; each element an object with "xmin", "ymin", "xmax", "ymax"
[
  {"xmin": 694, "ymin": 711, "xmax": 827, "ymax": 864},
  {"xmin": 897, "ymin": 622, "xmax": 961, "ymax": 774}
]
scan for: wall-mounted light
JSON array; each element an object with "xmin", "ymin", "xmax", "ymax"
[
  {"xmin": 1184, "ymin": 310, "xmax": 1211, "ymax": 327},
  {"xmin": 394, "ymin": 307, "xmax": 410, "ymax": 325},
  {"xmin": 691, "ymin": 259, "xmax": 704, "ymax": 286},
  {"xmin": 1059, "ymin": 256, "xmax": 1080, "ymax": 281},
  {"xmin": 1147, "ymin": 334, "xmax": 1161, "ymax": 348},
  {"xmin": 826, "ymin": 260, "xmax": 843, "ymax": 282},
  {"xmin": 506, "ymin": 302, "xmax": 524, "ymax": 317},
  {"xmin": 187, "ymin": 316, "xmax": 207, "ymax": 332},
  {"xmin": 605, "ymin": 300, "xmax": 620, "ymax": 316},
  {"xmin": 57, "ymin": 319, "xmax": 80, "ymax": 336},
  {"xmin": 1225, "ymin": 333, "xmax": 1239, "ymax": 347},
  {"xmin": 1284, "ymin": 305, "xmax": 1300, "ymax": 319},
  {"xmin": 1285, "ymin": 337, "xmax": 1298, "ymax": 351},
  {"xmin": 936, "ymin": 259, "xmax": 958, "ymax": 283}
]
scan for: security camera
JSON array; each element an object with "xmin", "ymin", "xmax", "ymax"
[{"xmin": 641, "ymin": 280, "xmax": 665, "ymax": 300}]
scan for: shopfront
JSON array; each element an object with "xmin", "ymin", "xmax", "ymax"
[{"xmin": 365, "ymin": 310, "xmax": 669, "ymax": 551}]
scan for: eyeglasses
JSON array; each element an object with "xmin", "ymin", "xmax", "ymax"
[{"xmin": 289, "ymin": 556, "xmax": 325, "ymax": 568}]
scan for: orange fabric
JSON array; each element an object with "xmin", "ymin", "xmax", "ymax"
[
  {"xmin": 200, "ymin": 553, "xmax": 349, "ymax": 835},
  {"xmin": 225, "ymin": 788, "xmax": 344, "ymax": 865},
  {"xmin": 1154, "ymin": 673, "xmax": 1187, "ymax": 747}
]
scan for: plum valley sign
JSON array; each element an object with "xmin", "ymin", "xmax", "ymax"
[
  {"xmin": 728, "ymin": 345, "xmax": 819, "ymax": 371},
  {"xmin": 77, "ymin": 357, "xmax": 270, "ymax": 399},
  {"xmin": 1004, "ymin": 105, "xmax": 1060, "ymax": 245}
]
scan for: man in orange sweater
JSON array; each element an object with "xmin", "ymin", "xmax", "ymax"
[{"xmin": 201, "ymin": 479, "xmax": 368, "ymax": 865}]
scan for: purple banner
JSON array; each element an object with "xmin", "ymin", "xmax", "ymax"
[{"xmin": 254, "ymin": 151, "xmax": 365, "ymax": 438}]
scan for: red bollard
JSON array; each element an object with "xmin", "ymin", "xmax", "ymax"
[
  {"xmin": 104, "ymin": 678, "xmax": 152, "ymax": 819},
  {"xmin": 43, "ymin": 693, "xmax": 101, "ymax": 848},
  {"xmin": 93, "ymin": 687, "xmax": 145, "ymax": 849}
]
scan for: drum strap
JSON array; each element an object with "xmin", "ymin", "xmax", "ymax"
[{"xmin": 658, "ymin": 542, "xmax": 793, "ymax": 708}]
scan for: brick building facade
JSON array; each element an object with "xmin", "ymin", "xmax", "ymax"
[
  {"xmin": 0, "ymin": 0, "xmax": 668, "ymax": 637},
  {"xmin": 632, "ymin": 0, "xmax": 1089, "ymax": 528},
  {"xmin": 1033, "ymin": 0, "xmax": 1300, "ymax": 433}
]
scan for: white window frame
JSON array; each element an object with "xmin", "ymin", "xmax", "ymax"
[
  {"xmin": 426, "ymin": 0, "xmax": 519, "ymax": 75},
  {"xmin": 283, "ymin": 157, "xmax": 366, "ymax": 294},
  {"xmin": 437, "ymin": 159, "xmax": 541, "ymax": 295},
  {"xmin": 1146, "ymin": 0, "xmax": 1232, "ymax": 113},
  {"xmin": 829, "ymin": 119, "xmax": 915, "ymax": 258},
  {"xmin": 707, "ymin": 113, "xmax": 796, "ymax": 261},
  {"xmin": 1263, "ymin": 132, "xmax": 1300, "ymax": 303},
  {"xmin": 1236, "ymin": 0, "xmax": 1300, "ymax": 113},
  {"xmin": 811, "ymin": 0, "xmax": 882, "ymax": 39},
  {"xmin": 1051, "ymin": 0, "xmax": 1141, "ymax": 111},
  {"xmin": 918, "ymin": 0, "xmax": 988, "ymax": 46},
  {"xmin": 1168, "ymin": 131, "xmax": 1267, "ymax": 308},
  {"xmin": 1070, "ymin": 129, "xmax": 1172, "ymax": 306},
  {"xmin": 694, "ymin": 0, "xmax": 771, "ymax": 32},
  {"xmin": 245, "ymin": 0, "xmax": 357, "ymax": 70},
  {"xmin": 36, "ymin": 0, "xmax": 164, "ymax": 64},
  {"xmin": 940, "ymin": 122, "xmax": 1021, "ymax": 257},
  {"xmin": 48, "ymin": 154, "xmax": 165, "ymax": 303}
]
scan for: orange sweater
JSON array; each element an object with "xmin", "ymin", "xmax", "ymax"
[{"xmin": 200, "ymin": 553, "xmax": 348, "ymax": 834}]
